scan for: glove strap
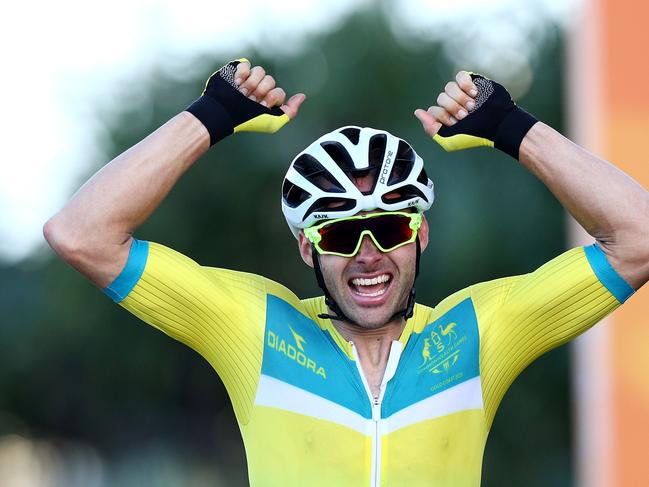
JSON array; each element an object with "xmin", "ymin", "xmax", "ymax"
[
  {"xmin": 494, "ymin": 106, "xmax": 538, "ymax": 160},
  {"xmin": 186, "ymin": 95, "xmax": 234, "ymax": 145}
]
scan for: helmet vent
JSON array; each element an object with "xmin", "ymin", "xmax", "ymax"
[
  {"xmin": 388, "ymin": 140, "xmax": 416, "ymax": 185},
  {"xmin": 368, "ymin": 134, "xmax": 387, "ymax": 167},
  {"xmin": 294, "ymin": 153, "xmax": 345, "ymax": 192},
  {"xmin": 321, "ymin": 141, "xmax": 356, "ymax": 171},
  {"xmin": 416, "ymin": 167, "xmax": 429, "ymax": 185},
  {"xmin": 282, "ymin": 179, "xmax": 312, "ymax": 208},
  {"xmin": 340, "ymin": 127, "xmax": 361, "ymax": 145},
  {"xmin": 381, "ymin": 185, "xmax": 428, "ymax": 205}
]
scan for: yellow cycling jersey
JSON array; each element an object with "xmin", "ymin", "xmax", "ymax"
[{"xmin": 104, "ymin": 239, "xmax": 633, "ymax": 486}]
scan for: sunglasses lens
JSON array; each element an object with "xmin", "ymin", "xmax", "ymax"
[
  {"xmin": 318, "ymin": 219, "xmax": 364, "ymax": 255},
  {"xmin": 367, "ymin": 214, "xmax": 414, "ymax": 249},
  {"xmin": 317, "ymin": 214, "xmax": 415, "ymax": 255}
]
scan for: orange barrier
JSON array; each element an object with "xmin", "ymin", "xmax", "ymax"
[{"xmin": 569, "ymin": 1, "xmax": 649, "ymax": 486}]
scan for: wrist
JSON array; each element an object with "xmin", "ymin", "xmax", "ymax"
[
  {"xmin": 517, "ymin": 121, "xmax": 550, "ymax": 165},
  {"xmin": 179, "ymin": 110, "xmax": 211, "ymax": 148}
]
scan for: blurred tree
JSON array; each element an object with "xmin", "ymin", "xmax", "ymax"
[{"xmin": 0, "ymin": 8, "xmax": 571, "ymax": 486}]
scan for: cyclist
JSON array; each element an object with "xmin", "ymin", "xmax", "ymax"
[{"xmin": 44, "ymin": 59, "xmax": 649, "ymax": 486}]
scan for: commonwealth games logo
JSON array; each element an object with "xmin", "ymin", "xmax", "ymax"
[{"xmin": 418, "ymin": 322, "xmax": 467, "ymax": 375}]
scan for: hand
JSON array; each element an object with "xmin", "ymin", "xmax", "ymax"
[
  {"xmin": 414, "ymin": 72, "xmax": 538, "ymax": 159},
  {"xmin": 234, "ymin": 60, "xmax": 305, "ymax": 119},
  {"xmin": 186, "ymin": 58, "xmax": 306, "ymax": 145},
  {"xmin": 414, "ymin": 71, "xmax": 478, "ymax": 137}
]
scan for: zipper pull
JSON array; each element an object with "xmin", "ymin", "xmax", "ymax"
[{"xmin": 372, "ymin": 394, "xmax": 381, "ymax": 421}]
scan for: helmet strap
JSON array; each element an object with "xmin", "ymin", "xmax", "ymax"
[
  {"xmin": 399, "ymin": 237, "xmax": 420, "ymax": 320},
  {"xmin": 313, "ymin": 236, "xmax": 421, "ymax": 324}
]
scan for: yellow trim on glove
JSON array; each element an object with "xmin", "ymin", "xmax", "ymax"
[
  {"xmin": 234, "ymin": 113, "xmax": 290, "ymax": 134},
  {"xmin": 432, "ymin": 133, "xmax": 494, "ymax": 152}
]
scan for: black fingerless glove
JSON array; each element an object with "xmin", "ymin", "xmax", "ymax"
[
  {"xmin": 433, "ymin": 74, "xmax": 538, "ymax": 160},
  {"xmin": 186, "ymin": 58, "xmax": 289, "ymax": 146}
]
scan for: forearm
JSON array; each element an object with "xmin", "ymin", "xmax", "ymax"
[
  {"xmin": 519, "ymin": 122, "xmax": 649, "ymax": 288},
  {"xmin": 44, "ymin": 111, "xmax": 210, "ymax": 287}
]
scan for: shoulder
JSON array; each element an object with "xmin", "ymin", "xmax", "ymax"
[
  {"xmin": 410, "ymin": 277, "xmax": 521, "ymax": 333},
  {"xmin": 121, "ymin": 241, "xmax": 305, "ymax": 312},
  {"xmin": 432, "ymin": 277, "xmax": 513, "ymax": 314},
  {"xmin": 201, "ymin": 266, "xmax": 304, "ymax": 306},
  {"xmin": 409, "ymin": 287, "xmax": 474, "ymax": 333}
]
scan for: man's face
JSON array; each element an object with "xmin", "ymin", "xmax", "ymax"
[{"xmin": 298, "ymin": 214, "xmax": 429, "ymax": 329}]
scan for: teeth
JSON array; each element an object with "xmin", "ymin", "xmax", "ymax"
[
  {"xmin": 351, "ymin": 274, "xmax": 390, "ymax": 287},
  {"xmin": 356, "ymin": 287, "xmax": 387, "ymax": 297}
]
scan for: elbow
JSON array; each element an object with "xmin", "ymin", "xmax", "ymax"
[
  {"xmin": 631, "ymin": 205, "xmax": 649, "ymax": 280},
  {"xmin": 43, "ymin": 214, "xmax": 85, "ymax": 265},
  {"xmin": 42, "ymin": 215, "xmax": 58, "ymax": 248},
  {"xmin": 43, "ymin": 214, "xmax": 130, "ymax": 288},
  {"xmin": 602, "ymin": 215, "xmax": 649, "ymax": 291},
  {"xmin": 637, "ymin": 225, "xmax": 649, "ymax": 287}
]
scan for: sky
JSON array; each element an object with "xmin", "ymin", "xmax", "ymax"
[{"xmin": 0, "ymin": 0, "xmax": 577, "ymax": 263}]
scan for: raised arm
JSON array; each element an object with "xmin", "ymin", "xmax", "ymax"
[
  {"xmin": 44, "ymin": 59, "xmax": 305, "ymax": 288},
  {"xmin": 518, "ymin": 123, "xmax": 649, "ymax": 288},
  {"xmin": 414, "ymin": 71, "xmax": 649, "ymax": 289}
]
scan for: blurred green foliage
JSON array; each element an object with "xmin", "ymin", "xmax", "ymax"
[{"xmin": 1, "ymin": 9, "xmax": 572, "ymax": 486}]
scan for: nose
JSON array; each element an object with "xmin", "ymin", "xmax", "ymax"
[{"xmin": 354, "ymin": 234, "xmax": 383, "ymax": 264}]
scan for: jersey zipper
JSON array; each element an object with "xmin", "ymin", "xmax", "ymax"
[{"xmin": 351, "ymin": 341, "xmax": 402, "ymax": 487}]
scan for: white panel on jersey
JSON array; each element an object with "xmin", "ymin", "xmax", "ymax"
[
  {"xmin": 383, "ymin": 376, "xmax": 484, "ymax": 434},
  {"xmin": 254, "ymin": 374, "xmax": 371, "ymax": 434}
]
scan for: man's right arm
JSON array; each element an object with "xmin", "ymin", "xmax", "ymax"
[
  {"xmin": 44, "ymin": 60, "xmax": 305, "ymax": 289},
  {"xmin": 44, "ymin": 112, "xmax": 209, "ymax": 287}
]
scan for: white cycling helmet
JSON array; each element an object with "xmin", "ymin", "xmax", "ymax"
[{"xmin": 282, "ymin": 126, "xmax": 434, "ymax": 237}]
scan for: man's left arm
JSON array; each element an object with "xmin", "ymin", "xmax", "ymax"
[
  {"xmin": 415, "ymin": 71, "xmax": 649, "ymax": 290},
  {"xmin": 518, "ymin": 122, "xmax": 649, "ymax": 289}
]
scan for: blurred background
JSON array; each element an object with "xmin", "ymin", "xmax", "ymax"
[{"xmin": 1, "ymin": 0, "xmax": 648, "ymax": 485}]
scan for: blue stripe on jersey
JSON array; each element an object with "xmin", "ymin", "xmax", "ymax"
[
  {"xmin": 382, "ymin": 297, "xmax": 480, "ymax": 418},
  {"xmin": 262, "ymin": 294, "xmax": 371, "ymax": 419},
  {"xmin": 584, "ymin": 244, "xmax": 634, "ymax": 304},
  {"xmin": 103, "ymin": 239, "xmax": 149, "ymax": 303}
]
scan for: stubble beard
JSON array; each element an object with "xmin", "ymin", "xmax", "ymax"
[{"xmin": 322, "ymin": 269, "xmax": 415, "ymax": 330}]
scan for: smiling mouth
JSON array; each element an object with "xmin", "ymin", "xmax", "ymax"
[{"xmin": 348, "ymin": 274, "xmax": 392, "ymax": 297}]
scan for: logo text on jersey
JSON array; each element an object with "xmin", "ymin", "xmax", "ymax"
[{"xmin": 268, "ymin": 328, "xmax": 327, "ymax": 379}]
